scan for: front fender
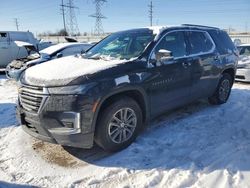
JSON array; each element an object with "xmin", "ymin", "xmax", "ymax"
[{"xmin": 91, "ymin": 85, "xmax": 150, "ymax": 133}]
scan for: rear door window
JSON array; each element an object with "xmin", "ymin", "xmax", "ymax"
[{"xmin": 187, "ymin": 31, "xmax": 214, "ymax": 55}]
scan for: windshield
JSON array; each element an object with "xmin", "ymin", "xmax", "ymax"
[
  {"xmin": 238, "ymin": 46, "xmax": 250, "ymax": 56},
  {"xmin": 84, "ymin": 30, "xmax": 154, "ymax": 60}
]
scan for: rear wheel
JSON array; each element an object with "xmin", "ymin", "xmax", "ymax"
[
  {"xmin": 208, "ymin": 73, "xmax": 233, "ymax": 105},
  {"xmin": 95, "ymin": 97, "xmax": 143, "ymax": 152}
]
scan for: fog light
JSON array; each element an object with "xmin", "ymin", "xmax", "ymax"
[
  {"xmin": 49, "ymin": 112, "xmax": 81, "ymax": 135},
  {"xmin": 62, "ymin": 121, "xmax": 74, "ymax": 128}
]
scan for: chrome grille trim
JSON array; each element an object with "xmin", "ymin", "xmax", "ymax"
[{"xmin": 19, "ymin": 85, "xmax": 49, "ymax": 113}]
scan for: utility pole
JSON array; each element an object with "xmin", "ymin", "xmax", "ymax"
[
  {"xmin": 60, "ymin": 0, "xmax": 67, "ymax": 34},
  {"xmin": 148, "ymin": 1, "xmax": 153, "ymax": 26},
  {"xmin": 14, "ymin": 18, "xmax": 19, "ymax": 31},
  {"xmin": 245, "ymin": 22, "xmax": 248, "ymax": 33},
  {"xmin": 89, "ymin": 0, "xmax": 107, "ymax": 36}
]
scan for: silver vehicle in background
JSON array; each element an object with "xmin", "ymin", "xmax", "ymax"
[
  {"xmin": 0, "ymin": 31, "xmax": 52, "ymax": 68},
  {"xmin": 236, "ymin": 44, "xmax": 250, "ymax": 82},
  {"xmin": 6, "ymin": 42, "xmax": 93, "ymax": 81}
]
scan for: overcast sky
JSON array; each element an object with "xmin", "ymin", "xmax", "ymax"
[{"xmin": 0, "ymin": 0, "xmax": 249, "ymax": 34}]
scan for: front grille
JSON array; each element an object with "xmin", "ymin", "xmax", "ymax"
[{"xmin": 19, "ymin": 85, "xmax": 46, "ymax": 113}]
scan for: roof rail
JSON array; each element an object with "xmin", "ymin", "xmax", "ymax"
[{"xmin": 182, "ymin": 24, "xmax": 219, "ymax": 29}]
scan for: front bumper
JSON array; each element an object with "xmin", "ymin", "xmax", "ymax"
[
  {"xmin": 236, "ymin": 68, "xmax": 250, "ymax": 82},
  {"xmin": 17, "ymin": 92, "xmax": 96, "ymax": 148}
]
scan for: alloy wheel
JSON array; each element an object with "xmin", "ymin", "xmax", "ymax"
[{"xmin": 108, "ymin": 108, "xmax": 137, "ymax": 144}]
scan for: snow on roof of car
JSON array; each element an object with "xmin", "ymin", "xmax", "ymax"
[
  {"xmin": 146, "ymin": 25, "xmax": 181, "ymax": 40},
  {"xmin": 23, "ymin": 55, "xmax": 133, "ymax": 86},
  {"xmin": 238, "ymin": 43, "xmax": 250, "ymax": 47},
  {"xmin": 147, "ymin": 24, "xmax": 219, "ymax": 41},
  {"xmin": 39, "ymin": 42, "xmax": 88, "ymax": 55}
]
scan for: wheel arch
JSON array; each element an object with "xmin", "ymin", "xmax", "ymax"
[
  {"xmin": 92, "ymin": 87, "xmax": 150, "ymax": 133},
  {"xmin": 222, "ymin": 67, "xmax": 236, "ymax": 83}
]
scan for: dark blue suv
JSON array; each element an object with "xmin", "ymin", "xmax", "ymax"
[{"xmin": 17, "ymin": 25, "xmax": 238, "ymax": 151}]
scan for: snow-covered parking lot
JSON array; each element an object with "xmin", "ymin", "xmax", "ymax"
[{"xmin": 0, "ymin": 73, "xmax": 250, "ymax": 188}]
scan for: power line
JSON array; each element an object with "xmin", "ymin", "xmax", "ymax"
[
  {"xmin": 14, "ymin": 18, "xmax": 19, "ymax": 31},
  {"xmin": 89, "ymin": 0, "xmax": 107, "ymax": 36},
  {"xmin": 60, "ymin": 0, "xmax": 80, "ymax": 36},
  {"xmin": 60, "ymin": 0, "xmax": 67, "ymax": 34},
  {"xmin": 67, "ymin": 0, "xmax": 80, "ymax": 36},
  {"xmin": 148, "ymin": 1, "xmax": 153, "ymax": 26}
]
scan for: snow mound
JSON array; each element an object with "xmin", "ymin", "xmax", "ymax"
[{"xmin": 23, "ymin": 56, "xmax": 129, "ymax": 86}]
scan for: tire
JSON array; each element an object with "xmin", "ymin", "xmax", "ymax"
[
  {"xmin": 95, "ymin": 97, "xmax": 143, "ymax": 152},
  {"xmin": 208, "ymin": 73, "xmax": 233, "ymax": 105}
]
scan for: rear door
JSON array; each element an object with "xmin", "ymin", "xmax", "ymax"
[
  {"xmin": 148, "ymin": 31, "xmax": 193, "ymax": 117},
  {"xmin": 0, "ymin": 32, "xmax": 12, "ymax": 67},
  {"xmin": 185, "ymin": 30, "xmax": 219, "ymax": 99}
]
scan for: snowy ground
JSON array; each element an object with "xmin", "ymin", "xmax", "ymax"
[{"xmin": 0, "ymin": 73, "xmax": 250, "ymax": 188}]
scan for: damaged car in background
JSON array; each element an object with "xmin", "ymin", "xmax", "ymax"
[
  {"xmin": 6, "ymin": 42, "xmax": 93, "ymax": 81},
  {"xmin": 0, "ymin": 31, "xmax": 52, "ymax": 68},
  {"xmin": 236, "ymin": 43, "xmax": 250, "ymax": 82}
]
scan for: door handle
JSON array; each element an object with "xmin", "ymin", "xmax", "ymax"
[{"xmin": 182, "ymin": 62, "xmax": 191, "ymax": 68}]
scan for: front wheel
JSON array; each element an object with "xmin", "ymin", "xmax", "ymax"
[
  {"xmin": 208, "ymin": 73, "xmax": 233, "ymax": 105},
  {"xmin": 95, "ymin": 97, "xmax": 143, "ymax": 152}
]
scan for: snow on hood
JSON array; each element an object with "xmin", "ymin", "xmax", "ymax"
[{"xmin": 22, "ymin": 55, "xmax": 130, "ymax": 86}]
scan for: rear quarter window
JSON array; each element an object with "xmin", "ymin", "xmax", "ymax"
[{"xmin": 208, "ymin": 30, "xmax": 236, "ymax": 55}]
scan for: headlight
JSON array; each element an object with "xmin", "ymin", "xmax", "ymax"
[{"xmin": 47, "ymin": 83, "xmax": 96, "ymax": 95}]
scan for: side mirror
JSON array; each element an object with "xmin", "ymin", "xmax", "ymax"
[
  {"xmin": 56, "ymin": 52, "xmax": 63, "ymax": 58},
  {"xmin": 156, "ymin": 49, "xmax": 173, "ymax": 62}
]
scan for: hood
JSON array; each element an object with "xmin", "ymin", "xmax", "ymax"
[
  {"xmin": 22, "ymin": 55, "xmax": 131, "ymax": 87},
  {"xmin": 14, "ymin": 41, "xmax": 39, "ymax": 54}
]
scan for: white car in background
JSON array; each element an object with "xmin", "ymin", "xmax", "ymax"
[
  {"xmin": 6, "ymin": 42, "xmax": 93, "ymax": 81},
  {"xmin": 236, "ymin": 44, "xmax": 250, "ymax": 82}
]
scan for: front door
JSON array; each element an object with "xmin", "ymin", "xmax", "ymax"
[{"xmin": 148, "ymin": 31, "xmax": 193, "ymax": 117}]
